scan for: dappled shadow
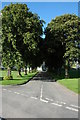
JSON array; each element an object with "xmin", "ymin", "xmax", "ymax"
[
  {"xmin": 69, "ymin": 68, "xmax": 80, "ymax": 78},
  {"xmin": 52, "ymin": 68, "xmax": 80, "ymax": 81},
  {"xmin": 31, "ymin": 69, "xmax": 80, "ymax": 82},
  {"xmin": 31, "ymin": 72, "xmax": 56, "ymax": 82}
]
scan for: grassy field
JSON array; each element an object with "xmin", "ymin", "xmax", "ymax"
[
  {"xmin": 50, "ymin": 68, "xmax": 80, "ymax": 94},
  {"xmin": 0, "ymin": 70, "xmax": 37, "ymax": 85}
]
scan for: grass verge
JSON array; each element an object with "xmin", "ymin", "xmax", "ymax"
[
  {"xmin": 0, "ymin": 70, "xmax": 37, "ymax": 85},
  {"xmin": 57, "ymin": 78, "xmax": 79, "ymax": 94},
  {"xmin": 49, "ymin": 68, "xmax": 80, "ymax": 94}
]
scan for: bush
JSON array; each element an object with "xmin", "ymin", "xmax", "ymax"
[{"xmin": 3, "ymin": 76, "xmax": 13, "ymax": 80}]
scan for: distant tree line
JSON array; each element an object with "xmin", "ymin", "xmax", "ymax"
[{"xmin": 1, "ymin": 3, "xmax": 80, "ymax": 79}]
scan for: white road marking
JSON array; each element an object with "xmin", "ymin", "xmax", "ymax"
[
  {"xmin": 60, "ymin": 102, "xmax": 66, "ymax": 105},
  {"xmin": 51, "ymin": 103, "xmax": 62, "ymax": 107},
  {"xmin": 40, "ymin": 85, "xmax": 43, "ymax": 99},
  {"xmin": 40, "ymin": 98, "xmax": 48, "ymax": 103},
  {"xmin": 66, "ymin": 107, "xmax": 78, "ymax": 112},
  {"xmin": 31, "ymin": 97, "xmax": 38, "ymax": 100},
  {"xmin": 45, "ymin": 98, "xmax": 66, "ymax": 105},
  {"xmin": 14, "ymin": 92, "xmax": 20, "ymax": 95},
  {"xmin": 70, "ymin": 104, "xmax": 80, "ymax": 109},
  {"xmin": 46, "ymin": 98, "xmax": 53, "ymax": 101}
]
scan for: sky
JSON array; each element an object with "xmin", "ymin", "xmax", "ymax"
[
  {"xmin": 1, "ymin": 2, "xmax": 78, "ymax": 26},
  {"xmin": 1, "ymin": 2, "xmax": 78, "ymax": 37}
]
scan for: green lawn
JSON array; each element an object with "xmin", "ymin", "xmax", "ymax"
[
  {"xmin": 50, "ymin": 68, "xmax": 80, "ymax": 94},
  {"xmin": 0, "ymin": 70, "xmax": 37, "ymax": 85},
  {"xmin": 58, "ymin": 78, "xmax": 80, "ymax": 94}
]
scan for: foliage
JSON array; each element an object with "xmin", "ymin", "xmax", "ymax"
[
  {"xmin": 44, "ymin": 14, "xmax": 80, "ymax": 72},
  {"xmin": 0, "ymin": 13, "xmax": 2, "ymax": 66},
  {"xmin": 2, "ymin": 3, "xmax": 44, "ymax": 70}
]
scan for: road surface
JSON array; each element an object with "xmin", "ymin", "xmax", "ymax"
[{"xmin": 0, "ymin": 72, "xmax": 79, "ymax": 119}]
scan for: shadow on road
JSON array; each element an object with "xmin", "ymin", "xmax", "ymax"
[{"xmin": 32, "ymin": 72, "xmax": 56, "ymax": 82}]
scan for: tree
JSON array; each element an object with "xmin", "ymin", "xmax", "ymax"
[
  {"xmin": 44, "ymin": 19, "xmax": 65, "ymax": 72},
  {"xmin": 14, "ymin": 51, "xmax": 24, "ymax": 76},
  {"xmin": 44, "ymin": 14, "xmax": 80, "ymax": 77},
  {"xmin": 2, "ymin": 3, "xmax": 44, "ymax": 78},
  {"xmin": 2, "ymin": 3, "xmax": 29, "ymax": 77},
  {"xmin": 0, "ymin": 13, "xmax": 2, "ymax": 67},
  {"xmin": 22, "ymin": 14, "xmax": 44, "ymax": 70}
]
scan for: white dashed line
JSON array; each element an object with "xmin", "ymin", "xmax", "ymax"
[
  {"xmin": 66, "ymin": 107, "xmax": 78, "ymax": 112},
  {"xmin": 60, "ymin": 102, "xmax": 66, "ymax": 105},
  {"xmin": 40, "ymin": 98, "xmax": 48, "ymax": 103},
  {"xmin": 51, "ymin": 103, "xmax": 62, "ymax": 107},
  {"xmin": 56, "ymin": 101, "xmax": 66, "ymax": 105},
  {"xmin": 14, "ymin": 92, "xmax": 20, "ymax": 95},
  {"xmin": 46, "ymin": 98, "xmax": 53, "ymax": 101},
  {"xmin": 31, "ymin": 97, "xmax": 38, "ymax": 100},
  {"xmin": 3, "ymin": 86, "xmax": 78, "ymax": 113},
  {"xmin": 70, "ymin": 104, "xmax": 80, "ymax": 109}
]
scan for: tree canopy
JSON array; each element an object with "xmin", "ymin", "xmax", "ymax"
[
  {"xmin": 2, "ymin": 3, "xmax": 44, "ymax": 71},
  {"xmin": 2, "ymin": 3, "xmax": 44, "ymax": 76},
  {"xmin": 44, "ymin": 14, "xmax": 80, "ymax": 73}
]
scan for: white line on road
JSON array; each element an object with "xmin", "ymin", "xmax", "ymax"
[
  {"xmin": 45, "ymin": 98, "xmax": 66, "ymax": 105},
  {"xmin": 70, "ymin": 104, "xmax": 80, "ymax": 109},
  {"xmin": 56, "ymin": 101, "xmax": 66, "ymax": 105},
  {"xmin": 40, "ymin": 98, "xmax": 48, "ymax": 103},
  {"xmin": 51, "ymin": 103, "xmax": 62, "ymax": 107},
  {"xmin": 14, "ymin": 92, "xmax": 20, "ymax": 95},
  {"xmin": 46, "ymin": 98, "xmax": 53, "ymax": 101},
  {"xmin": 66, "ymin": 107, "xmax": 78, "ymax": 112},
  {"xmin": 60, "ymin": 102, "xmax": 66, "ymax": 105},
  {"xmin": 40, "ymin": 85, "xmax": 43, "ymax": 99},
  {"xmin": 31, "ymin": 97, "xmax": 38, "ymax": 100}
]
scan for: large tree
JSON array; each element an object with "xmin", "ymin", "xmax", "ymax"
[
  {"xmin": 2, "ymin": 3, "xmax": 44, "ymax": 77},
  {"xmin": 0, "ymin": 13, "xmax": 2, "ymax": 67},
  {"xmin": 44, "ymin": 14, "xmax": 80, "ymax": 76}
]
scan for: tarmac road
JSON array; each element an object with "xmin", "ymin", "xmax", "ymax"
[{"xmin": 0, "ymin": 72, "xmax": 79, "ymax": 119}]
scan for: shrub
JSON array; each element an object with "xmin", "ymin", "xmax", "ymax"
[{"xmin": 3, "ymin": 76, "xmax": 13, "ymax": 80}]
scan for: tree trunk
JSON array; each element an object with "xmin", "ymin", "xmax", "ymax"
[
  {"xmin": 65, "ymin": 60, "xmax": 69, "ymax": 78},
  {"xmin": 65, "ymin": 68, "xmax": 69, "ymax": 78},
  {"xmin": 31, "ymin": 67, "xmax": 35, "ymax": 73},
  {"xmin": 18, "ymin": 69, "xmax": 22, "ymax": 77},
  {"xmin": 7, "ymin": 67, "xmax": 11, "ymax": 77},
  {"xmin": 24, "ymin": 68, "xmax": 27, "ymax": 75},
  {"xmin": 29, "ymin": 67, "xmax": 30, "ymax": 73}
]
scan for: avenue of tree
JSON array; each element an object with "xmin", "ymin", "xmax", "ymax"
[{"xmin": 1, "ymin": 3, "xmax": 80, "ymax": 79}]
